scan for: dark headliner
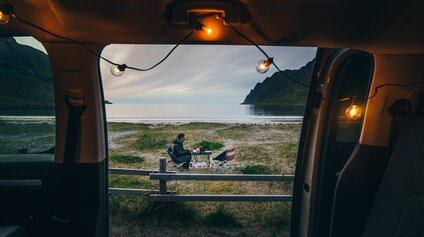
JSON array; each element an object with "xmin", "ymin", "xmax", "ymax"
[{"xmin": 1, "ymin": 0, "xmax": 424, "ymax": 53}]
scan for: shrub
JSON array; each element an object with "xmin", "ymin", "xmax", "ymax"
[{"xmin": 134, "ymin": 133, "xmax": 168, "ymax": 151}]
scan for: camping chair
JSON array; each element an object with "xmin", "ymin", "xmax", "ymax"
[
  {"xmin": 166, "ymin": 147, "xmax": 185, "ymax": 169},
  {"xmin": 212, "ymin": 147, "xmax": 236, "ymax": 169}
]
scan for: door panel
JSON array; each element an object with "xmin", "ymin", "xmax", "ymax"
[
  {"xmin": 0, "ymin": 154, "xmax": 55, "ymax": 236},
  {"xmin": 291, "ymin": 48, "xmax": 356, "ymax": 237}
]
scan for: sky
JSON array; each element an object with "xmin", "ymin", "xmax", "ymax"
[
  {"xmin": 100, "ymin": 45, "xmax": 316, "ymax": 104},
  {"xmin": 15, "ymin": 37, "xmax": 317, "ymax": 104}
]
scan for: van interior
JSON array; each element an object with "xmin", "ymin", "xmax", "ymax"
[{"xmin": 0, "ymin": 1, "xmax": 424, "ymax": 237}]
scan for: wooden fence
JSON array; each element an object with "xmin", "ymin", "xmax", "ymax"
[{"xmin": 109, "ymin": 158, "xmax": 294, "ymax": 202}]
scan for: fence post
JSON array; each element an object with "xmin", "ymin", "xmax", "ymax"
[{"xmin": 159, "ymin": 158, "xmax": 167, "ymax": 194}]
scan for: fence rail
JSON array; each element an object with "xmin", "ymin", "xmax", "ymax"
[
  {"xmin": 150, "ymin": 194, "xmax": 292, "ymax": 202},
  {"xmin": 150, "ymin": 173, "xmax": 294, "ymax": 182},
  {"xmin": 109, "ymin": 188, "xmax": 159, "ymax": 195},
  {"xmin": 109, "ymin": 158, "xmax": 294, "ymax": 202}
]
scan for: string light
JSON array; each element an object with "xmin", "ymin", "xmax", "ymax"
[
  {"xmin": 0, "ymin": 3, "xmax": 13, "ymax": 25},
  {"xmin": 345, "ymin": 96, "xmax": 362, "ymax": 120},
  {"xmin": 2, "ymin": 3, "xmax": 422, "ymax": 104},
  {"xmin": 201, "ymin": 25, "xmax": 216, "ymax": 38},
  {"xmin": 110, "ymin": 64, "xmax": 127, "ymax": 77},
  {"xmin": 256, "ymin": 58, "xmax": 273, "ymax": 74}
]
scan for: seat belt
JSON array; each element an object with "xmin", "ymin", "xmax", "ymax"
[{"xmin": 53, "ymin": 95, "xmax": 87, "ymax": 234}]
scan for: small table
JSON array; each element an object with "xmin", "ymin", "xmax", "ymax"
[{"xmin": 191, "ymin": 150, "xmax": 212, "ymax": 168}]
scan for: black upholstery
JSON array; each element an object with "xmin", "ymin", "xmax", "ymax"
[
  {"xmin": 362, "ymin": 115, "xmax": 424, "ymax": 237},
  {"xmin": 167, "ymin": 148, "xmax": 184, "ymax": 164},
  {"xmin": 329, "ymin": 145, "xmax": 390, "ymax": 237},
  {"xmin": 0, "ymin": 226, "xmax": 25, "ymax": 237}
]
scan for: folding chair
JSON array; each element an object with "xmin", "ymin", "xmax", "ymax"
[
  {"xmin": 212, "ymin": 147, "xmax": 236, "ymax": 169},
  {"xmin": 166, "ymin": 147, "xmax": 185, "ymax": 169}
]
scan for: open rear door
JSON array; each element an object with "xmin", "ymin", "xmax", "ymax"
[{"xmin": 291, "ymin": 48, "xmax": 358, "ymax": 237}]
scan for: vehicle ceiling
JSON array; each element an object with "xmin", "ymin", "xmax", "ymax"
[{"xmin": 1, "ymin": 0, "xmax": 424, "ymax": 54}]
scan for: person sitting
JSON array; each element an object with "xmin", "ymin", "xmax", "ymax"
[{"xmin": 172, "ymin": 133, "xmax": 192, "ymax": 169}]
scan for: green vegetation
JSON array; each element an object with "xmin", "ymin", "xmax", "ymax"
[
  {"xmin": 203, "ymin": 205, "xmax": 241, "ymax": 227},
  {"xmin": 193, "ymin": 140, "xmax": 224, "ymax": 150},
  {"xmin": 107, "ymin": 122, "xmax": 302, "ymax": 236},
  {"xmin": 109, "ymin": 153, "xmax": 145, "ymax": 164},
  {"xmin": 133, "ymin": 133, "xmax": 169, "ymax": 151},
  {"xmin": 239, "ymin": 165, "xmax": 273, "ymax": 174},
  {"xmin": 0, "ymin": 121, "xmax": 55, "ymax": 153},
  {"xmin": 1, "ymin": 120, "xmax": 300, "ymax": 236},
  {"xmin": 0, "ymin": 37, "xmax": 54, "ymax": 109},
  {"xmin": 110, "ymin": 195, "xmax": 199, "ymax": 224},
  {"xmin": 109, "ymin": 175, "xmax": 156, "ymax": 189}
]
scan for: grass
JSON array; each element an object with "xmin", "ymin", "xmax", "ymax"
[
  {"xmin": 110, "ymin": 195, "xmax": 199, "ymax": 225},
  {"xmin": 0, "ymin": 121, "xmax": 55, "ymax": 153},
  {"xmin": 1, "ymin": 116, "xmax": 301, "ymax": 236},
  {"xmin": 109, "ymin": 175, "xmax": 156, "ymax": 189},
  {"xmin": 106, "ymin": 122, "xmax": 302, "ymax": 236},
  {"xmin": 133, "ymin": 133, "xmax": 170, "ymax": 151},
  {"xmin": 193, "ymin": 140, "xmax": 224, "ymax": 150},
  {"xmin": 203, "ymin": 205, "xmax": 241, "ymax": 227},
  {"xmin": 109, "ymin": 153, "xmax": 145, "ymax": 164},
  {"xmin": 239, "ymin": 165, "xmax": 273, "ymax": 174}
]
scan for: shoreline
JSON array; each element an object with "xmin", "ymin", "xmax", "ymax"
[
  {"xmin": 1, "ymin": 116, "xmax": 304, "ymax": 125},
  {"xmin": 106, "ymin": 118, "xmax": 303, "ymax": 125}
]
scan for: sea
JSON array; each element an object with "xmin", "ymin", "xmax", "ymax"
[
  {"xmin": 105, "ymin": 104, "xmax": 304, "ymax": 123},
  {"xmin": 0, "ymin": 104, "xmax": 305, "ymax": 124}
]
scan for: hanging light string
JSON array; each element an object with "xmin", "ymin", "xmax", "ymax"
[
  {"xmin": 3, "ymin": 2, "xmax": 423, "ymax": 102},
  {"xmin": 218, "ymin": 15, "xmax": 424, "ymax": 103},
  {"xmin": 219, "ymin": 15, "xmax": 311, "ymax": 89},
  {"xmin": 367, "ymin": 81, "xmax": 424, "ymax": 99},
  {"xmin": 9, "ymin": 7, "xmax": 196, "ymax": 72}
]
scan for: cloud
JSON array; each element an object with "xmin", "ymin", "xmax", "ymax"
[{"xmin": 100, "ymin": 45, "xmax": 317, "ymax": 104}]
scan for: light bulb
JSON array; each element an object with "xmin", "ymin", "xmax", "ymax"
[
  {"xmin": 0, "ymin": 9, "xmax": 10, "ymax": 25},
  {"xmin": 0, "ymin": 3, "xmax": 13, "ymax": 25},
  {"xmin": 345, "ymin": 97, "xmax": 362, "ymax": 120},
  {"xmin": 110, "ymin": 64, "xmax": 127, "ymax": 77},
  {"xmin": 201, "ymin": 25, "xmax": 216, "ymax": 38},
  {"xmin": 256, "ymin": 58, "xmax": 273, "ymax": 74}
]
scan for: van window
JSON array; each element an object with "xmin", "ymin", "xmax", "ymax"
[
  {"xmin": 0, "ymin": 37, "xmax": 55, "ymax": 154},
  {"xmin": 100, "ymin": 44, "xmax": 317, "ymax": 236}
]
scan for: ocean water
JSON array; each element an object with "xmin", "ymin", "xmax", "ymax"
[
  {"xmin": 105, "ymin": 104, "xmax": 305, "ymax": 123},
  {"xmin": 0, "ymin": 104, "xmax": 305, "ymax": 123}
]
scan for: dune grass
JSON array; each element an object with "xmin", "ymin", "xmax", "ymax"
[
  {"xmin": 239, "ymin": 165, "xmax": 274, "ymax": 174},
  {"xmin": 193, "ymin": 140, "xmax": 224, "ymax": 150},
  {"xmin": 108, "ymin": 122, "xmax": 301, "ymax": 236}
]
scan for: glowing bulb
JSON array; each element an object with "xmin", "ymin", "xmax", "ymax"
[
  {"xmin": 256, "ymin": 58, "xmax": 273, "ymax": 74},
  {"xmin": 345, "ymin": 98, "xmax": 362, "ymax": 120},
  {"xmin": 110, "ymin": 64, "xmax": 127, "ymax": 77},
  {"xmin": 201, "ymin": 25, "xmax": 216, "ymax": 38},
  {"xmin": 0, "ymin": 9, "xmax": 10, "ymax": 25},
  {"xmin": 0, "ymin": 3, "xmax": 13, "ymax": 25}
]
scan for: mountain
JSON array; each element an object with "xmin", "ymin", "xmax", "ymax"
[
  {"xmin": 0, "ymin": 37, "xmax": 54, "ymax": 109},
  {"xmin": 242, "ymin": 60, "xmax": 314, "ymax": 105}
]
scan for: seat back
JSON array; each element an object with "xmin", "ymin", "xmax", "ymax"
[
  {"xmin": 362, "ymin": 115, "xmax": 424, "ymax": 236},
  {"xmin": 167, "ymin": 147, "xmax": 183, "ymax": 164},
  {"xmin": 226, "ymin": 147, "xmax": 236, "ymax": 162}
]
